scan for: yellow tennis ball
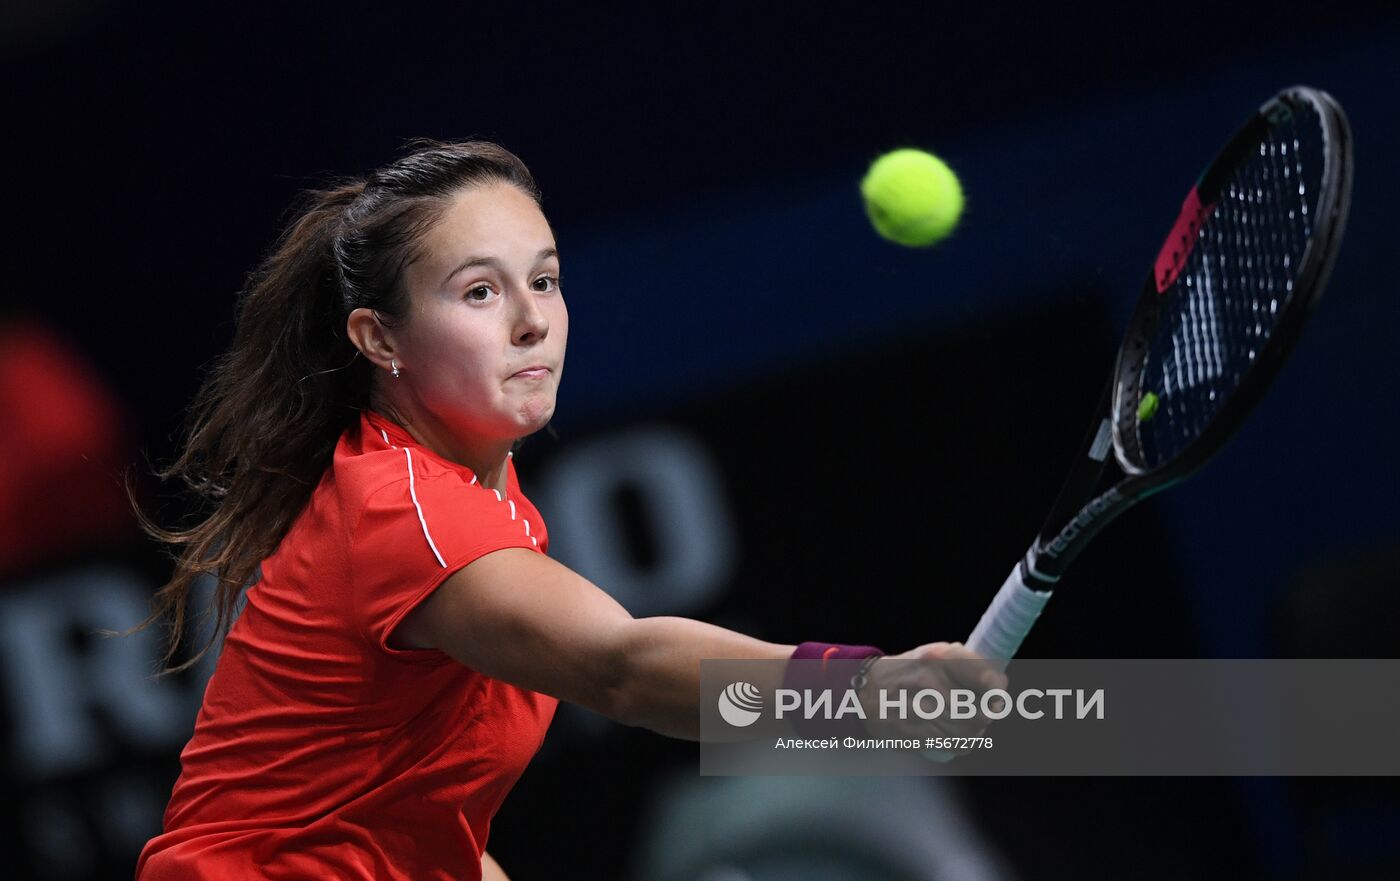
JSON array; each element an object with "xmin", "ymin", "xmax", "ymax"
[{"xmin": 861, "ymin": 148, "xmax": 965, "ymax": 247}]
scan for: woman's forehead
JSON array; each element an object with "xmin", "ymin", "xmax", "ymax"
[
  {"xmin": 436, "ymin": 183, "xmax": 552, "ymax": 245},
  {"xmin": 414, "ymin": 184, "xmax": 557, "ymax": 287}
]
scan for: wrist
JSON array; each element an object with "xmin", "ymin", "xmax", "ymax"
[{"xmin": 782, "ymin": 642, "xmax": 884, "ymax": 736}]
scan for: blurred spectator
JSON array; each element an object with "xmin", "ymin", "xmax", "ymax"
[{"xmin": 0, "ymin": 317, "xmax": 135, "ymax": 581}]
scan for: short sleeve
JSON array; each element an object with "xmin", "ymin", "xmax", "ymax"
[{"xmin": 349, "ymin": 462, "xmax": 541, "ymax": 657}]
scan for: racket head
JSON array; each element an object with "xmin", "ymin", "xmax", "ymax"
[{"xmin": 1110, "ymin": 85, "xmax": 1353, "ymax": 484}]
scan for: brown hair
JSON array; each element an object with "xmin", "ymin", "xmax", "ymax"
[{"xmin": 133, "ymin": 140, "xmax": 542, "ymax": 671}]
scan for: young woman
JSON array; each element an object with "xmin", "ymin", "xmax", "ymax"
[{"xmin": 133, "ymin": 140, "xmax": 1002, "ymax": 881}]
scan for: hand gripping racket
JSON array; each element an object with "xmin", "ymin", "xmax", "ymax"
[{"xmin": 967, "ymin": 85, "xmax": 1353, "ymax": 669}]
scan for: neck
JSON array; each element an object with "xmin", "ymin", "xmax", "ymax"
[{"xmin": 374, "ymin": 398, "xmax": 513, "ymax": 494}]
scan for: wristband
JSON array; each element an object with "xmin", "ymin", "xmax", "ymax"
[{"xmin": 782, "ymin": 642, "xmax": 885, "ymax": 736}]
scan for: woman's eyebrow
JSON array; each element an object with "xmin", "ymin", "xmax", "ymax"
[{"xmin": 443, "ymin": 248, "xmax": 560, "ymax": 286}]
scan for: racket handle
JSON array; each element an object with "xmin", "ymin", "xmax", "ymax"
[
  {"xmin": 966, "ymin": 561, "xmax": 1054, "ymax": 672},
  {"xmin": 923, "ymin": 563, "xmax": 1052, "ymax": 764}
]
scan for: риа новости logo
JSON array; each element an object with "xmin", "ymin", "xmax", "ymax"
[{"xmin": 717, "ymin": 682, "xmax": 764, "ymax": 727}]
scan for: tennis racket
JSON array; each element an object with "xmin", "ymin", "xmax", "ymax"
[{"xmin": 967, "ymin": 85, "xmax": 1353, "ymax": 668}]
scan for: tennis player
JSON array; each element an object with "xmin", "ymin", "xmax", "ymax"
[{"xmin": 132, "ymin": 140, "xmax": 1003, "ymax": 881}]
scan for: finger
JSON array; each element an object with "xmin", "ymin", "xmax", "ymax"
[
  {"xmin": 915, "ymin": 641, "xmax": 956, "ymax": 661},
  {"xmin": 944, "ymin": 658, "xmax": 1009, "ymax": 692}
]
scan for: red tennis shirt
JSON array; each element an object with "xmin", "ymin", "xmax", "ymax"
[{"xmin": 137, "ymin": 409, "xmax": 557, "ymax": 881}]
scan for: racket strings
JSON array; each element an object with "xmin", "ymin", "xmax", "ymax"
[{"xmin": 1134, "ymin": 104, "xmax": 1327, "ymax": 469}]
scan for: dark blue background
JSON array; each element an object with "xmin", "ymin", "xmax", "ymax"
[{"xmin": 4, "ymin": 3, "xmax": 1398, "ymax": 879}]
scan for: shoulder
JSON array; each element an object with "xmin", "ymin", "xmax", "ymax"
[
  {"xmin": 330, "ymin": 410, "xmax": 466, "ymax": 517},
  {"xmin": 333, "ymin": 410, "xmax": 546, "ymax": 555},
  {"xmin": 341, "ymin": 447, "xmax": 484, "ymax": 533}
]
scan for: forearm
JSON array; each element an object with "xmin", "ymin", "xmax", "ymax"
[
  {"xmin": 401, "ymin": 550, "xmax": 797, "ymax": 740},
  {"xmin": 612, "ymin": 615, "xmax": 794, "ymax": 740}
]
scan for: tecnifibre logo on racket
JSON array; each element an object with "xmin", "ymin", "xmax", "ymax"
[
  {"xmin": 718, "ymin": 682, "xmax": 764, "ymax": 727},
  {"xmin": 1042, "ymin": 487, "xmax": 1124, "ymax": 559}
]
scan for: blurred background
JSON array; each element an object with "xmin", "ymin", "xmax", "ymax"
[{"xmin": 3, "ymin": 2, "xmax": 1398, "ymax": 879}]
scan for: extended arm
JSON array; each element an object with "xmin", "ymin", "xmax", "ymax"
[{"xmin": 393, "ymin": 548, "xmax": 795, "ymax": 740}]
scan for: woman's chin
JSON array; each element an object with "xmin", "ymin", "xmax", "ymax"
[{"xmin": 513, "ymin": 399, "xmax": 556, "ymax": 436}]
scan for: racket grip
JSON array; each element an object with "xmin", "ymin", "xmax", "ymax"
[
  {"xmin": 923, "ymin": 563, "xmax": 1052, "ymax": 764},
  {"xmin": 965, "ymin": 562, "xmax": 1053, "ymax": 671}
]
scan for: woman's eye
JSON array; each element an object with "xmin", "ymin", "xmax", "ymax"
[
  {"xmin": 466, "ymin": 284, "xmax": 495, "ymax": 302},
  {"xmin": 532, "ymin": 275, "xmax": 560, "ymax": 293}
]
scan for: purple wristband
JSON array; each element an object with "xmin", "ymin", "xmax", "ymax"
[{"xmin": 782, "ymin": 642, "xmax": 885, "ymax": 736}]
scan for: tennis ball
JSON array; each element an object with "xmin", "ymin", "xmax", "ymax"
[
  {"xmin": 861, "ymin": 148, "xmax": 964, "ymax": 247},
  {"xmin": 1137, "ymin": 392, "xmax": 1160, "ymax": 422}
]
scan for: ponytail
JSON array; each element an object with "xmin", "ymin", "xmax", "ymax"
[{"xmin": 131, "ymin": 182, "xmax": 366, "ymax": 672}]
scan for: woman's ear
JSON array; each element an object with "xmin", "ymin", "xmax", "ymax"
[{"xmin": 346, "ymin": 308, "xmax": 398, "ymax": 372}]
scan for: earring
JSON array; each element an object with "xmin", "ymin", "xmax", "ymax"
[{"xmin": 390, "ymin": 360, "xmax": 401, "ymax": 378}]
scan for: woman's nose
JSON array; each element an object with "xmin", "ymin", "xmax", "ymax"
[{"xmin": 512, "ymin": 289, "xmax": 549, "ymax": 345}]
